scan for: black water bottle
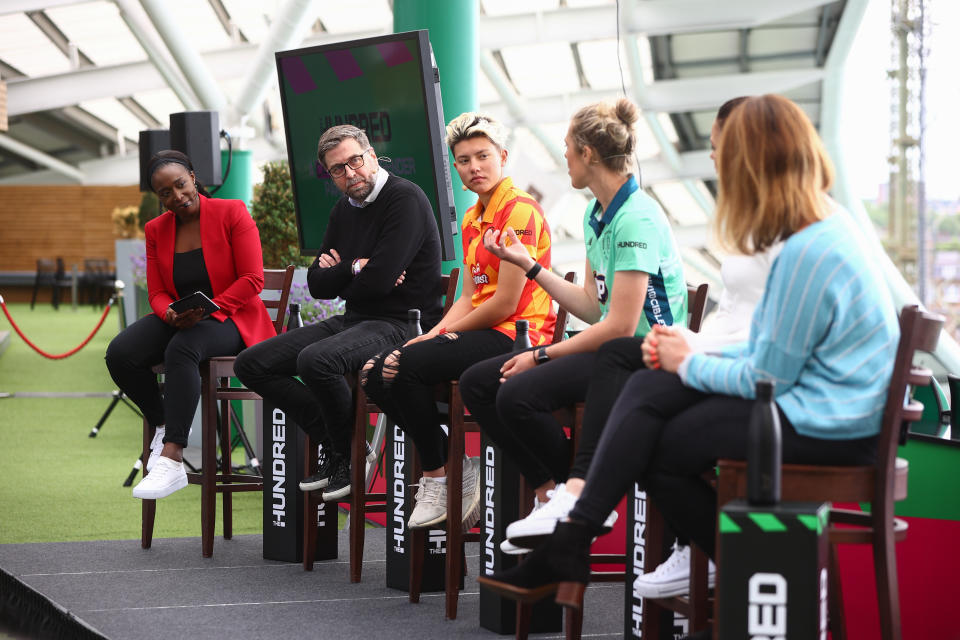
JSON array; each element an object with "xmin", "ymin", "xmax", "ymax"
[
  {"xmin": 287, "ymin": 302, "xmax": 304, "ymax": 332},
  {"xmin": 747, "ymin": 380, "xmax": 782, "ymax": 505},
  {"xmin": 407, "ymin": 308, "xmax": 422, "ymax": 340},
  {"xmin": 513, "ymin": 319, "xmax": 532, "ymax": 351}
]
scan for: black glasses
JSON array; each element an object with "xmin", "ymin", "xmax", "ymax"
[{"xmin": 326, "ymin": 149, "xmax": 371, "ymax": 178}]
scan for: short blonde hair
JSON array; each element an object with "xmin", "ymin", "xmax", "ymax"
[
  {"xmin": 715, "ymin": 94, "xmax": 834, "ymax": 254},
  {"xmin": 569, "ymin": 98, "xmax": 639, "ymax": 174},
  {"xmin": 445, "ymin": 112, "xmax": 508, "ymax": 152}
]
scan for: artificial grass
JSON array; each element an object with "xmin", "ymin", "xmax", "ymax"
[{"xmin": 0, "ymin": 302, "xmax": 264, "ymax": 543}]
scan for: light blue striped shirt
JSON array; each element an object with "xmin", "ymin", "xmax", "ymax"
[{"xmin": 681, "ymin": 211, "xmax": 899, "ymax": 440}]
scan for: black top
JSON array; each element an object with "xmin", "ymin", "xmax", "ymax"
[
  {"xmin": 307, "ymin": 173, "xmax": 443, "ymax": 327},
  {"xmin": 173, "ymin": 248, "xmax": 214, "ymax": 299}
]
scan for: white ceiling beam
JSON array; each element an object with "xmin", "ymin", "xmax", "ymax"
[
  {"xmin": 0, "ymin": 0, "xmax": 83, "ymax": 16},
  {"xmin": 113, "ymin": 0, "xmax": 202, "ymax": 112},
  {"xmin": 140, "ymin": 0, "xmax": 228, "ymax": 112},
  {"xmin": 479, "ymin": 0, "xmax": 836, "ymax": 50},
  {"xmin": 233, "ymin": 0, "xmax": 317, "ymax": 121},
  {"xmin": 479, "ymin": 69, "xmax": 824, "ymax": 122},
  {"xmin": 0, "ymin": 132, "xmax": 84, "ymax": 182},
  {"xmin": 479, "ymin": 51, "xmax": 565, "ymax": 167},
  {"xmin": 5, "ymin": 30, "xmax": 384, "ymax": 117}
]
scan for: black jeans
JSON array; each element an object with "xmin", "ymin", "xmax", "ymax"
[
  {"xmin": 571, "ymin": 336, "xmax": 647, "ymax": 479},
  {"xmin": 104, "ymin": 314, "xmax": 244, "ymax": 447},
  {"xmin": 570, "ymin": 369, "xmax": 878, "ymax": 558},
  {"xmin": 459, "ymin": 350, "xmax": 596, "ymax": 489},
  {"xmin": 361, "ymin": 329, "xmax": 512, "ymax": 472},
  {"xmin": 233, "ymin": 315, "xmax": 405, "ymax": 458}
]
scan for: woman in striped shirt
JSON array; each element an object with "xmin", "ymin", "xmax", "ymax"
[{"xmin": 476, "ymin": 95, "xmax": 899, "ymax": 627}]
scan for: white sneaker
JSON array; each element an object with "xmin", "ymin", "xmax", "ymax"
[
  {"xmin": 408, "ymin": 476, "xmax": 447, "ymax": 529},
  {"xmin": 145, "ymin": 426, "xmax": 165, "ymax": 472},
  {"xmin": 505, "ymin": 483, "xmax": 576, "ymax": 546},
  {"xmin": 460, "ymin": 456, "xmax": 482, "ymax": 532},
  {"xmin": 505, "ymin": 484, "xmax": 619, "ymax": 547},
  {"xmin": 632, "ymin": 544, "xmax": 716, "ymax": 598},
  {"xmin": 132, "ymin": 456, "xmax": 188, "ymax": 499}
]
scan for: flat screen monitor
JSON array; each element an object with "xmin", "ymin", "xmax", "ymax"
[{"xmin": 275, "ymin": 30, "xmax": 457, "ymax": 259}]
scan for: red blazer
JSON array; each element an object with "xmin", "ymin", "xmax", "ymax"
[{"xmin": 144, "ymin": 195, "xmax": 275, "ymax": 348}]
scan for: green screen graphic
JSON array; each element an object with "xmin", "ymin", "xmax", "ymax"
[{"xmin": 275, "ymin": 31, "xmax": 456, "ymax": 258}]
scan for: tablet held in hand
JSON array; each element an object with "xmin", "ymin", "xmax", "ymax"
[{"xmin": 168, "ymin": 291, "xmax": 220, "ymax": 318}]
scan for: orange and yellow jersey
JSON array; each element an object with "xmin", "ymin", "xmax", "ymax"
[{"xmin": 461, "ymin": 177, "xmax": 556, "ymax": 344}]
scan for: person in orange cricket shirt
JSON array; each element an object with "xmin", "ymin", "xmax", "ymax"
[{"xmin": 360, "ymin": 113, "xmax": 555, "ymax": 531}]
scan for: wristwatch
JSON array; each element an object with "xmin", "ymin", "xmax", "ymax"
[
  {"xmin": 534, "ymin": 346, "xmax": 550, "ymax": 365},
  {"xmin": 351, "ymin": 259, "xmax": 362, "ymax": 276}
]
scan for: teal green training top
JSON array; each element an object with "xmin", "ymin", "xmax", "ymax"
[{"xmin": 583, "ymin": 175, "xmax": 687, "ymax": 337}]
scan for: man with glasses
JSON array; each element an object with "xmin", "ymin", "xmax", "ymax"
[{"xmin": 235, "ymin": 125, "xmax": 442, "ymax": 500}]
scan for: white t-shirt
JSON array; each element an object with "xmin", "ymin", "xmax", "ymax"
[{"xmin": 683, "ymin": 242, "xmax": 783, "ymax": 353}]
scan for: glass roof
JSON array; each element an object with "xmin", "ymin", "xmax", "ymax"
[{"xmin": 0, "ymin": 0, "xmax": 855, "ymax": 302}]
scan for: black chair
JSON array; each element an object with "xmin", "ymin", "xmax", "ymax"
[{"xmin": 30, "ymin": 258, "xmax": 72, "ymax": 310}]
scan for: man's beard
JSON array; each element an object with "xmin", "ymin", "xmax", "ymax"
[{"xmin": 344, "ymin": 173, "xmax": 375, "ymax": 201}]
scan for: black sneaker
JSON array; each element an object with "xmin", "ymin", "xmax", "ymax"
[
  {"xmin": 299, "ymin": 447, "xmax": 339, "ymax": 492},
  {"xmin": 320, "ymin": 456, "xmax": 351, "ymax": 501}
]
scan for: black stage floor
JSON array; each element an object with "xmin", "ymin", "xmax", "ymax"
[{"xmin": 0, "ymin": 528, "xmax": 623, "ymax": 639}]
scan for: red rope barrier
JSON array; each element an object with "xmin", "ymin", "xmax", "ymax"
[{"xmin": 0, "ymin": 294, "xmax": 115, "ymax": 360}]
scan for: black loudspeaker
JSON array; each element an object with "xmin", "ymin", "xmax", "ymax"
[
  {"xmin": 138, "ymin": 129, "xmax": 170, "ymax": 191},
  {"xmin": 169, "ymin": 111, "xmax": 222, "ymax": 187}
]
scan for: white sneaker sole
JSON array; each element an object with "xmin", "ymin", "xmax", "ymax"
[
  {"xmin": 132, "ymin": 473, "xmax": 188, "ymax": 500},
  {"xmin": 321, "ymin": 483, "xmax": 351, "ymax": 501},
  {"xmin": 632, "ymin": 573, "xmax": 716, "ymax": 599},
  {"xmin": 500, "ymin": 538, "xmax": 530, "ymax": 555},
  {"xmin": 299, "ymin": 477, "xmax": 329, "ymax": 492},
  {"xmin": 506, "ymin": 508, "xmax": 619, "ymax": 548}
]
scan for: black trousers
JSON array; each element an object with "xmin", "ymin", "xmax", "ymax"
[
  {"xmin": 459, "ymin": 335, "xmax": 648, "ymax": 490},
  {"xmin": 361, "ymin": 329, "xmax": 512, "ymax": 472},
  {"xmin": 104, "ymin": 314, "xmax": 244, "ymax": 447},
  {"xmin": 234, "ymin": 315, "xmax": 406, "ymax": 458},
  {"xmin": 569, "ymin": 369, "xmax": 878, "ymax": 558}
]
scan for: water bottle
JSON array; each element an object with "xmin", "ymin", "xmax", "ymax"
[
  {"xmin": 407, "ymin": 308, "xmax": 422, "ymax": 340},
  {"xmin": 287, "ymin": 302, "xmax": 304, "ymax": 332},
  {"xmin": 747, "ymin": 380, "xmax": 782, "ymax": 505},
  {"xmin": 513, "ymin": 319, "xmax": 532, "ymax": 352}
]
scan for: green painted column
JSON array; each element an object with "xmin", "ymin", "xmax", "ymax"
[
  {"xmin": 394, "ymin": 0, "xmax": 478, "ymax": 272},
  {"xmin": 215, "ymin": 148, "xmax": 254, "ymax": 209}
]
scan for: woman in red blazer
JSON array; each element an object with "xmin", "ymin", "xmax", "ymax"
[{"xmin": 105, "ymin": 150, "xmax": 274, "ymax": 500}]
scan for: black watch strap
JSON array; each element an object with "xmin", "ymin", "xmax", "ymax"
[
  {"xmin": 525, "ymin": 262, "xmax": 543, "ymax": 280},
  {"xmin": 535, "ymin": 346, "xmax": 550, "ymax": 365}
]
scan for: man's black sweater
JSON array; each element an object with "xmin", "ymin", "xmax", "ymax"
[{"xmin": 306, "ymin": 173, "xmax": 442, "ymax": 326}]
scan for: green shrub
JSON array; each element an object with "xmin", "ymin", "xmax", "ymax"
[{"xmin": 251, "ymin": 161, "xmax": 312, "ymax": 269}]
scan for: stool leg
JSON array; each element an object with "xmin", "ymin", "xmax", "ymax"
[
  {"xmin": 303, "ymin": 436, "xmax": 318, "ymax": 571},
  {"xmin": 350, "ymin": 408, "xmax": 366, "ymax": 583},
  {"xmin": 828, "ymin": 543, "xmax": 846, "ymax": 640},
  {"xmin": 409, "ymin": 448, "xmax": 424, "ymax": 604},
  {"xmin": 220, "ymin": 390, "xmax": 232, "ymax": 541},
  {"xmin": 445, "ymin": 415, "xmax": 465, "ymax": 620},
  {"xmin": 141, "ymin": 420, "xmax": 155, "ymax": 549},
  {"xmin": 563, "ymin": 602, "xmax": 584, "ymax": 640},
  {"xmin": 200, "ymin": 366, "xmax": 217, "ymax": 557},
  {"xmin": 516, "ymin": 601, "xmax": 532, "ymax": 640}
]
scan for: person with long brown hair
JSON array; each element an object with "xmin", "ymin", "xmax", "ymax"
[{"xmin": 477, "ymin": 95, "xmax": 899, "ymax": 640}]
